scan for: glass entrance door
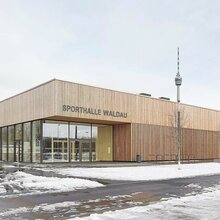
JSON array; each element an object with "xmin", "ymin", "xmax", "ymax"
[
  {"xmin": 70, "ymin": 123, "xmax": 91, "ymax": 162},
  {"xmin": 70, "ymin": 140, "xmax": 90, "ymax": 162},
  {"xmin": 53, "ymin": 140, "xmax": 68, "ymax": 162}
]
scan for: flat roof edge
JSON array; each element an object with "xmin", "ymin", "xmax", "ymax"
[
  {"xmin": 0, "ymin": 78, "xmax": 220, "ymax": 114},
  {"xmin": 54, "ymin": 79, "xmax": 220, "ymax": 113},
  {"xmin": 0, "ymin": 78, "xmax": 57, "ymax": 104}
]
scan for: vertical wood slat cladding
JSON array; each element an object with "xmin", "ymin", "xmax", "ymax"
[
  {"xmin": 54, "ymin": 79, "xmax": 220, "ymax": 131},
  {"xmin": 96, "ymin": 126, "xmax": 113, "ymax": 161},
  {"xmin": 1, "ymin": 79, "xmax": 220, "ymax": 133},
  {"xmin": 113, "ymin": 124, "xmax": 131, "ymax": 161},
  {"xmin": 1, "ymin": 79, "xmax": 220, "ymax": 162},
  {"xmin": 132, "ymin": 123, "xmax": 220, "ymax": 161},
  {"xmin": 132, "ymin": 124, "xmax": 176, "ymax": 161},
  {"xmin": 181, "ymin": 128, "xmax": 220, "ymax": 160},
  {"xmin": 0, "ymin": 80, "xmax": 56, "ymax": 127}
]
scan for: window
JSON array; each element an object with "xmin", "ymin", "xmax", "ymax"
[
  {"xmin": 15, "ymin": 124, "xmax": 22, "ymax": 162},
  {"xmin": 2, "ymin": 127, "xmax": 7, "ymax": 161},
  {"xmin": 43, "ymin": 121, "xmax": 68, "ymax": 162},
  {"xmin": 32, "ymin": 121, "xmax": 41, "ymax": 162},
  {"xmin": 8, "ymin": 126, "xmax": 14, "ymax": 162},
  {"xmin": 23, "ymin": 122, "xmax": 31, "ymax": 162}
]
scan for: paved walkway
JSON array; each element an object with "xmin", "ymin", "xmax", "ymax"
[{"xmin": 1, "ymin": 159, "xmax": 215, "ymax": 169}]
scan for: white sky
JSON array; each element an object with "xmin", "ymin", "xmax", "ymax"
[{"xmin": 1, "ymin": 0, "xmax": 220, "ymax": 110}]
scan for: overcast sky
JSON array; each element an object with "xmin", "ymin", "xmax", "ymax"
[{"xmin": 0, "ymin": 0, "xmax": 220, "ymax": 110}]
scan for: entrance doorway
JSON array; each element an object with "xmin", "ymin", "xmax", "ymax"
[
  {"xmin": 42, "ymin": 121, "xmax": 113, "ymax": 163},
  {"xmin": 52, "ymin": 139, "xmax": 68, "ymax": 161},
  {"xmin": 71, "ymin": 139, "xmax": 90, "ymax": 162}
]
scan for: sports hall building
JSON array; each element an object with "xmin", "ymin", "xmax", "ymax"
[{"xmin": 0, "ymin": 79, "xmax": 220, "ymax": 163}]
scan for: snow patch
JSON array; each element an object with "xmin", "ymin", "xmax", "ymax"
[
  {"xmin": 0, "ymin": 201, "xmax": 80, "ymax": 218},
  {"xmin": 0, "ymin": 185, "xmax": 6, "ymax": 194},
  {"xmin": 0, "ymin": 207, "xmax": 29, "ymax": 217},
  {"xmin": 45, "ymin": 162, "xmax": 220, "ymax": 181},
  {"xmin": 70, "ymin": 184, "xmax": 220, "ymax": 220},
  {"xmin": 0, "ymin": 171, "xmax": 103, "ymax": 197},
  {"xmin": 185, "ymin": 183, "xmax": 202, "ymax": 189},
  {"xmin": 33, "ymin": 201, "xmax": 79, "ymax": 212}
]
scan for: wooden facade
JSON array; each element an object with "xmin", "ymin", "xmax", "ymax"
[
  {"xmin": 114, "ymin": 124, "xmax": 131, "ymax": 161},
  {"xmin": 96, "ymin": 126, "xmax": 113, "ymax": 161},
  {"xmin": 131, "ymin": 124, "xmax": 220, "ymax": 161},
  {"xmin": 1, "ymin": 79, "xmax": 220, "ymax": 162}
]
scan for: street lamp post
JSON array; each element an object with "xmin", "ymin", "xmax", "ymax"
[{"xmin": 175, "ymin": 47, "xmax": 182, "ymax": 167}]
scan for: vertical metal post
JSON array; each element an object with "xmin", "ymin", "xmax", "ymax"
[
  {"xmin": 21, "ymin": 123, "xmax": 24, "ymax": 162},
  {"xmin": 175, "ymin": 47, "xmax": 182, "ymax": 168},
  {"xmin": 68, "ymin": 122, "xmax": 71, "ymax": 163},
  {"xmin": 0, "ymin": 127, "xmax": 2, "ymax": 161},
  {"xmin": 177, "ymin": 107, "xmax": 181, "ymax": 166},
  {"xmin": 17, "ymin": 140, "xmax": 20, "ymax": 162},
  {"xmin": 90, "ymin": 124, "xmax": 92, "ymax": 162},
  {"xmin": 13, "ymin": 125, "xmax": 16, "ymax": 162},
  {"xmin": 30, "ymin": 121, "xmax": 33, "ymax": 163},
  {"xmin": 6, "ymin": 127, "xmax": 8, "ymax": 161},
  {"xmin": 40, "ymin": 120, "xmax": 43, "ymax": 164}
]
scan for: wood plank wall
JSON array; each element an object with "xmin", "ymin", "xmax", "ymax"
[
  {"xmin": 54, "ymin": 80, "xmax": 131, "ymax": 123},
  {"xmin": 55, "ymin": 80, "xmax": 220, "ymax": 131},
  {"xmin": 1, "ymin": 79, "xmax": 220, "ymax": 133},
  {"xmin": 131, "ymin": 123, "xmax": 220, "ymax": 161},
  {"xmin": 0, "ymin": 80, "xmax": 56, "ymax": 127},
  {"xmin": 113, "ymin": 124, "xmax": 131, "ymax": 161},
  {"xmin": 96, "ymin": 126, "xmax": 113, "ymax": 161},
  {"xmin": 181, "ymin": 128, "xmax": 220, "ymax": 160}
]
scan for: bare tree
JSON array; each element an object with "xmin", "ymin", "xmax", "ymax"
[{"xmin": 168, "ymin": 106, "xmax": 190, "ymax": 162}]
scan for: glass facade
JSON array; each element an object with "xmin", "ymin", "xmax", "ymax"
[
  {"xmin": 0, "ymin": 128, "xmax": 1, "ymax": 160},
  {"xmin": 92, "ymin": 126, "xmax": 97, "ymax": 161},
  {"xmin": 8, "ymin": 126, "xmax": 14, "ymax": 162},
  {"xmin": 2, "ymin": 127, "xmax": 7, "ymax": 161},
  {"xmin": 70, "ymin": 123, "xmax": 77, "ymax": 162},
  {"xmin": 43, "ymin": 121, "xmax": 69, "ymax": 162},
  {"xmin": 70, "ymin": 123, "xmax": 91, "ymax": 162},
  {"xmin": 23, "ymin": 122, "xmax": 31, "ymax": 162},
  {"xmin": 32, "ymin": 121, "xmax": 41, "ymax": 163},
  {"xmin": 77, "ymin": 125, "xmax": 91, "ymax": 162},
  {"xmin": 0, "ymin": 119, "xmax": 113, "ymax": 163},
  {"xmin": 15, "ymin": 124, "xmax": 22, "ymax": 162}
]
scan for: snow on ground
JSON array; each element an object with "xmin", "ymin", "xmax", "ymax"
[
  {"xmin": 32, "ymin": 201, "xmax": 79, "ymax": 212},
  {"xmin": 1, "ymin": 163, "xmax": 220, "ymax": 219},
  {"xmin": 1, "ymin": 164, "xmax": 16, "ymax": 168},
  {"xmin": 43, "ymin": 162, "xmax": 220, "ymax": 181},
  {"xmin": 0, "ymin": 184, "xmax": 6, "ymax": 194},
  {"xmin": 1, "ymin": 184, "xmax": 220, "ymax": 220},
  {"xmin": 0, "ymin": 207, "xmax": 29, "ymax": 218},
  {"xmin": 71, "ymin": 183, "xmax": 220, "ymax": 220},
  {"xmin": 0, "ymin": 195, "xmax": 137, "ymax": 218},
  {"xmin": 0, "ymin": 171, "xmax": 103, "ymax": 197},
  {"xmin": 0, "ymin": 201, "xmax": 80, "ymax": 218}
]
